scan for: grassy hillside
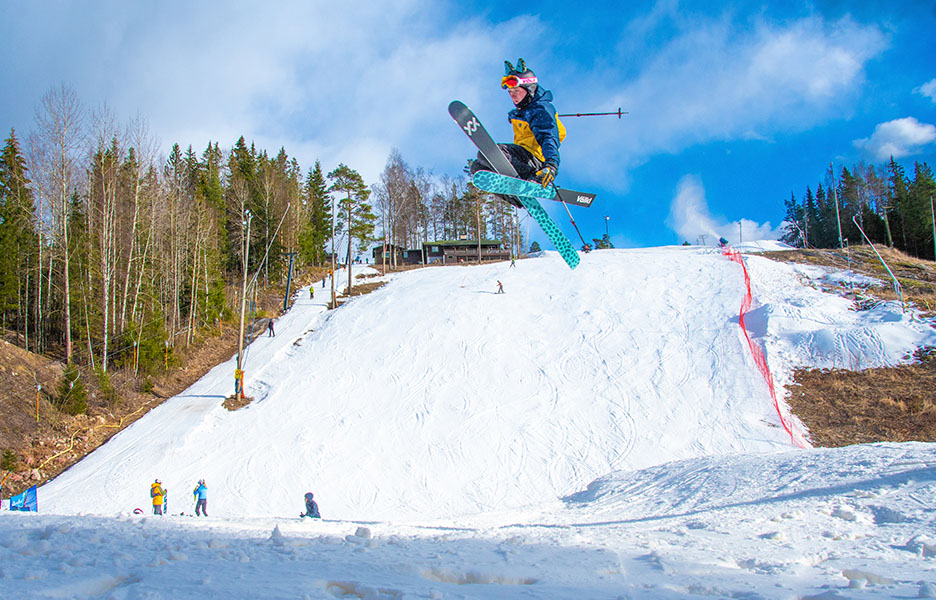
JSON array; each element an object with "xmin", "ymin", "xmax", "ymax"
[{"xmin": 768, "ymin": 245, "xmax": 936, "ymax": 446}]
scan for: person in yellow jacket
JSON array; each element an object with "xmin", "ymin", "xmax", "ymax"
[{"xmin": 151, "ymin": 479, "xmax": 166, "ymax": 515}]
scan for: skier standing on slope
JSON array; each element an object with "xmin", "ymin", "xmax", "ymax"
[
  {"xmin": 151, "ymin": 479, "xmax": 165, "ymax": 515},
  {"xmin": 193, "ymin": 479, "xmax": 208, "ymax": 516},
  {"xmin": 469, "ymin": 58, "xmax": 566, "ymax": 206}
]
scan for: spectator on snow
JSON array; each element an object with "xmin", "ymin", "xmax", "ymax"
[
  {"xmin": 301, "ymin": 492, "xmax": 320, "ymax": 518},
  {"xmin": 151, "ymin": 479, "xmax": 166, "ymax": 515},
  {"xmin": 193, "ymin": 479, "xmax": 208, "ymax": 516},
  {"xmin": 268, "ymin": 319, "xmax": 275, "ymax": 337}
]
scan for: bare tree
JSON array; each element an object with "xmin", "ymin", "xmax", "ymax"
[
  {"xmin": 29, "ymin": 84, "xmax": 85, "ymax": 362},
  {"xmin": 88, "ymin": 103, "xmax": 124, "ymax": 371},
  {"xmin": 118, "ymin": 115, "xmax": 159, "ymax": 333}
]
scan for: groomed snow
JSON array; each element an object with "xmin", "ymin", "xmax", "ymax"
[{"xmin": 3, "ymin": 245, "xmax": 936, "ymax": 599}]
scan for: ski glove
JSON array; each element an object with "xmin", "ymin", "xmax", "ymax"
[{"xmin": 536, "ymin": 163, "xmax": 558, "ymax": 188}]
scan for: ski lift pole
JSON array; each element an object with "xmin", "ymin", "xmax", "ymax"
[
  {"xmin": 852, "ymin": 215, "xmax": 904, "ymax": 311},
  {"xmin": 558, "ymin": 108, "xmax": 628, "ymax": 118}
]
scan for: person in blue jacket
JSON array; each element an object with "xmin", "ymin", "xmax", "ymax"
[
  {"xmin": 470, "ymin": 58, "xmax": 566, "ymax": 207},
  {"xmin": 193, "ymin": 479, "xmax": 208, "ymax": 516},
  {"xmin": 301, "ymin": 492, "xmax": 320, "ymax": 518}
]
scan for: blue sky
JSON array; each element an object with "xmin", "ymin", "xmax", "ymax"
[{"xmin": 2, "ymin": 0, "xmax": 934, "ymax": 248}]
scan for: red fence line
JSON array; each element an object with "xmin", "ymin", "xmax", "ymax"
[{"xmin": 723, "ymin": 248, "xmax": 809, "ymax": 448}]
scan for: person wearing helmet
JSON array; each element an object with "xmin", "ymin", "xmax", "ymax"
[
  {"xmin": 301, "ymin": 492, "xmax": 320, "ymax": 518},
  {"xmin": 470, "ymin": 58, "xmax": 566, "ymax": 207},
  {"xmin": 150, "ymin": 479, "xmax": 166, "ymax": 515},
  {"xmin": 193, "ymin": 479, "xmax": 208, "ymax": 516}
]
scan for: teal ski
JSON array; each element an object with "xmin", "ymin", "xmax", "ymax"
[{"xmin": 472, "ymin": 171, "xmax": 580, "ymax": 269}]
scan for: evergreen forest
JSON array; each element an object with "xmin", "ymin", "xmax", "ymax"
[{"xmin": 781, "ymin": 158, "xmax": 936, "ymax": 257}]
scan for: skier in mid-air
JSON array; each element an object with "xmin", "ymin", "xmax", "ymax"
[{"xmin": 468, "ymin": 58, "xmax": 566, "ymax": 206}]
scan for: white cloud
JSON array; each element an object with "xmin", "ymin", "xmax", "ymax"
[
  {"xmin": 566, "ymin": 15, "xmax": 888, "ymax": 186},
  {"xmin": 853, "ymin": 117, "xmax": 936, "ymax": 161},
  {"xmin": 916, "ymin": 79, "xmax": 936, "ymax": 102},
  {"xmin": 3, "ymin": 1, "xmax": 539, "ymax": 184},
  {"xmin": 666, "ymin": 175, "xmax": 783, "ymax": 244}
]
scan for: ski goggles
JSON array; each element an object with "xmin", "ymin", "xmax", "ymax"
[{"xmin": 501, "ymin": 74, "xmax": 537, "ymax": 89}]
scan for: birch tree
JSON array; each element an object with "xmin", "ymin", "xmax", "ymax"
[{"xmin": 30, "ymin": 84, "xmax": 84, "ymax": 362}]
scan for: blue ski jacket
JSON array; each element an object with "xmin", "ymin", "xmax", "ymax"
[
  {"xmin": 508, "ymin": 87, "xmax": 566, "ymax": 168},
  {"xmin": 193, "ymin": 483, "xmax": 207, "ymax": 500}
]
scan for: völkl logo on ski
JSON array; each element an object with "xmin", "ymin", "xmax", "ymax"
[{"xmin": 463, "ymin": 117, "xmax": 480, "ymax": 136}]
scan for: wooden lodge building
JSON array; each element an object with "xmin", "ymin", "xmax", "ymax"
[
  {"xmin": 372, "ymin": 243, "xmax": 423, "ymax": 266},
  {"xmin": 372, "ymin": 239, "xmax": 510, "ymax": 266},
  {"xmin": 422, "ymin": 239, "xmax": 509, "ymax": 264}
]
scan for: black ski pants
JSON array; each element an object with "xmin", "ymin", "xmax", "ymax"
[{"xmin": 470, "ymin": 144, "xmax": 543, "ymax": 180}]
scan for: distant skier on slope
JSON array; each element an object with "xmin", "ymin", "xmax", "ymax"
[
  {"xmin": 300, "ymin": 492, "xmax": 320, "ymax": 518},
  {"xmin": 468, "ymin": 58, "xmax": 566, "ymax": 207}
]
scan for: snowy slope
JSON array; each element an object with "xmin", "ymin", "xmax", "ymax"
[
  {"xmin": 36, "ymin": 247, "xmax": 936, "ymax": 521},
  {"xmin": 38, "ymin": 247, "xmax": 797, "ymax": 519},
  {"xmin": 4, "ymin": 246, "xmax": 936, "ymax": 599}
]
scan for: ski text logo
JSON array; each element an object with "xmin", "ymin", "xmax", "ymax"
[{"xmin": 463, "ymin": 118, "xmax": 480, "ymax": 137}]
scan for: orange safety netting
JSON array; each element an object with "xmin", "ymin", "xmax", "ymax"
[{"xmin": 723, "ymin": 248, "xmax": 809, "ymax": 448}]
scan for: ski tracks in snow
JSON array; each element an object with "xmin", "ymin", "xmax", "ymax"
[{"xmin": 40, "ymin": 249, "xmax": 936, "ymax": 522}]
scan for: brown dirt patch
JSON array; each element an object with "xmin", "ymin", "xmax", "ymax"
[
  {"xmin": 785, "ymin": 348, "xmax": 936, "ymax": 447},
  {"xmin": 766, "ymin": 246, "xmax": 936, "ymax": 447}
]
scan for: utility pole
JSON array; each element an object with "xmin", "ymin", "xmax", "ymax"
[
  {"xmin": 235, "ymin": 210, "xmax": 252, "ymax": 402},
  {"xmin": 330, "ymin": 193, "xmax": 337, "ymax": 309},
  {"xmin": 282, "ymin": 252, "xmax": 297, "ymax": 312},
  {"xmin": 604, "ymin": 215, "xmax": 610, "ymax": 238},
  {"xmin": 831, "ymin": 162, "xmax": 844, "ymax": 249}
]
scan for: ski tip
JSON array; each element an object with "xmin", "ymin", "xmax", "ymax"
[{"xmin": 448, "ymin": 100, "xmax": 471, "ymax": 116}]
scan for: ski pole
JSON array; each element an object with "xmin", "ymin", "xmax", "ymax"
[
  {"xmin": 551, "ymin": 185, "xmax": 590, "ymax": 251},
  {"xmin": 558, "ymin": 108, "xmax": 628, "ymax": 118}
]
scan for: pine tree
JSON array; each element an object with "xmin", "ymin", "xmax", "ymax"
[
  {"xmin": 887, "ymin": 158, "xmax": 910, "ymax": 252},
  {"xmin": 0, "ymin": 129, "xmax": 37, "ymax": 335},
  {"xmin": 328, "ymin": 164, "xmax": 375, "ymax": 294},
  {"xmin": 780, "ymin": 191, "xmax": 802, "ymax": 246},
  {"xmin": 909, "ymin": 162, "xmax": 936, "ymax": 259},
  {"xmin": 58, "ymin": 362, "xmax": 87, "ymax": 415},
  {"xmin": 592, "ymin": 233, "xmax": 614, "ymax": 249},
  {"xmin": 299, "ymin": 161, "xmax": 330, "ymax": 265}
]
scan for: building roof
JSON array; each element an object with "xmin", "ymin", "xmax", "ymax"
[{"xmin": 423, "ymin": 240, "xmax": 503, "ymax": 247}]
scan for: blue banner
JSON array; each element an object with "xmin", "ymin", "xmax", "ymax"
[{"xmin": 9, "ymin": 486, "xmax": 37, "ymax": 512}]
